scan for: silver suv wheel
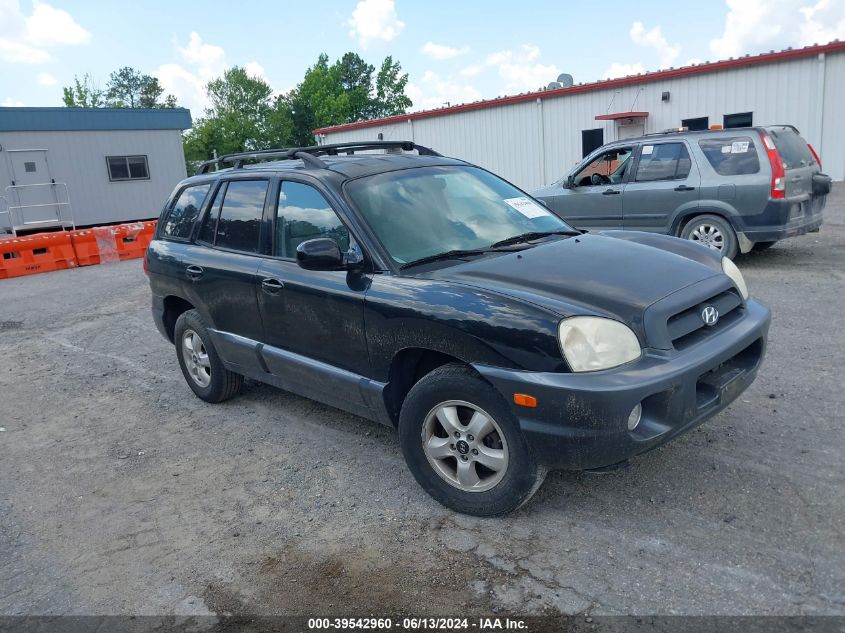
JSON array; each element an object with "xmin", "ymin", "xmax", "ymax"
[
  {"xmin": 181, "ymin": 329, "xmax": 211, "ymax": 388},
  {"xmin": 689, "ymin": 223, "xmax": 725, "ymax": 251},
  {"xmin": 421, "ymin": 400, "xmax": 509, "ymax": 492}
]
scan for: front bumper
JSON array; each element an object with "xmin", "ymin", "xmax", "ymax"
[{"xmin": 475, "ymin": 299, "xmax": 771, "ymax": 470}]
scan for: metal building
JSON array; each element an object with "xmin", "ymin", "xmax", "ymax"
[
  {"xmin": 315, "ymin": 41, "xmax": 845, "ymax": 190},
  {"xmin": 0, "ymin": 107, "xmax": 191, "ymax": 235}
]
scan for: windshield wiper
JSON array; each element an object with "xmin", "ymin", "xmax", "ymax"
[
  {"xmin": 399, "ymin": 249, "xmax": 488, "ymax": 270},
  {"xmin": 489, "ymin": 229, "xmax": 581, "ymax": 250}
]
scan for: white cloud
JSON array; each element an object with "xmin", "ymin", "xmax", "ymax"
[
  {"xmin": 153, "ymin": 32, "xmax": 228, "ymax": 115},
  {"xmin": 629, "ymin": 22, "xmax": 680, "ymax": 68},
  {"xmin": 35, "ymin": 70, "xmax": 56, "ymax": 85},
  {"xmin": 244, "ymin": 61, "xmax": 267, "ymax": 81},
  {"xmin": 25, "ymin": 1, "xmax": 91, "ymax": 46},
  {"xmin": 406, "ymin": 70, "xmax": 482, "ymax": 111},
  {"xmin": 347, "ymin": 0, "xmax": 404, "ymax": 48},
  {"xmin": 0, "ymin": 0, "xmax": 89, "ymax": 64},
  {"xmin": 2, "ymin": 97, "xmax": 26, "ymax": 107},
  {"xmin": 421, "ymin": 41, "xmax": 470, "ymax": 60},
  {"xmin": 486, "ymin": 44, "xmax": 559, "ymax": 93},
  {"xmin": 459, "ymin": 64, "xmax": 484, "ymax": 77},
  {"xmin": 710, "ymin": 0, "xmax": 845, "ymax": 59},
  {"xmin": 603, "ymin": 62, "xmax": 646, "ymax": 79}
]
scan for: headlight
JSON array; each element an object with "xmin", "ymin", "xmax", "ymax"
[
  {"xmin": 722, "ymin": 257, "xmax": 748, "ymax": 300},
  {"xmin": 558, "ymin": 317, "xmax": 641, "ymax": 372}
]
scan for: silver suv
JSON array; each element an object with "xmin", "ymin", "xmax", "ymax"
[{"xmin": 531, "ymin": 125, "xmax": 831, "ymax": 258}]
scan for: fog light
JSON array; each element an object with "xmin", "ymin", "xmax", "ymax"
[{"xmin": 627, "ymin": 403, "xmax": 642, "ymax": 431}]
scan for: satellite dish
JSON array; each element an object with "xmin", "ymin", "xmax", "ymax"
[
  {"xmin": 546, "ymin": 81, "xmax": 562, "ymax": 90},
  {"xmin": 557, "ymin": 73, "xmax": 574, "ymax": 88}
]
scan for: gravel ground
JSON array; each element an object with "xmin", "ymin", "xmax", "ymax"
[{"xmin": 1, "ymin": 187, "xmax": 843, "ymax": 618}]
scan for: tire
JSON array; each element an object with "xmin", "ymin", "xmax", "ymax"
[
  {"xmin": 752, "ymin": 241, "xmax": 777, "ymax": 252},
  {"xmin": 680, "ymin": 214, "xmax": 739, "ymax": 259},
  {"xmin": 174, "ymin": 309, "xmax": 243, "ymax": 403},
  {"xmin": 398, "ymin": 364, "xmax": 545, "ymax": 516}
]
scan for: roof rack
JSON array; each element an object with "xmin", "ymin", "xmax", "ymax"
[{"xmin": 195, "ymin": 141, "xmax": 441, "ymax": 175}]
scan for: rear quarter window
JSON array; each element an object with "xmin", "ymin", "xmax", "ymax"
[
  {"xmin": 162, "ymin": 184, "xmax": 211, "ymax": 239},
  {"xmin": 698, "ymin": 136, "xmax": 760, "ymax": 176},
  {"xmin": 767, "ymin": 127, "xmax": 815, "ymax": 169}
]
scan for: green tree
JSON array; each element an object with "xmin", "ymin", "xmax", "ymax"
[
  {"xmin": 106, "ymin": 66, "xmax": 176, "ymax": 108},
  {"xmin": 371, "ymin": 56, "xmax": 412, "ymax": 118},
  {"xmin": 183, "ymin": 67, "xmax": 292, "ymax": 171},
  {"xmin": 62, "ymin": 73, "xmax": 104, "ymax": 107}
]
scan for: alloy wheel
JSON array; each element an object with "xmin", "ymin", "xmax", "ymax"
[
  {"xmin": 421, "ymin": 400, "xmax": 509, "ymax": 493},
  {"xmin": 182, "ymin": 329, "xmax": 211, "ymax": 388},
  {"xmin": 689, "ymin": 223, "xmax": 725, "ymax": 252}
]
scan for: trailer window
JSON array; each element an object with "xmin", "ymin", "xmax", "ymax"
[{"xmin": 107, "ymin": 155, "xmax": 149, "ymax": 181}]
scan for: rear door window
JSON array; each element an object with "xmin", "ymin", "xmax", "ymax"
[
  {"xmin": 210, "ymin": 180, "xmax": 268, "ymax": 253},
  {"xmin": 698, "ymin": 136, "xmax": 760, "ymax": 175},
  {"xmin": 162, "ymin": 184, "xmax": 211, "ymax": 239},
  {"xmin": 767, "ymin": 127, "xmax": 816, "ymax": 169},
  {"xmin": 635, "ymin": 143, "xmax": 692, "ymax": 182}
]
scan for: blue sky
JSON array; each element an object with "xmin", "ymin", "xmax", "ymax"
[{"xmin": 2, "ymin": 0, "xmax": 844, "ymax": 117}]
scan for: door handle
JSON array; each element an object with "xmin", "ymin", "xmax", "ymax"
[
  {"xmin": 261, "ymin": 277, "xmax": 285, "ymax": 294},
  {"xmin": 602, "ymin": 188, "xmax": 620, "ymax": 195},
  {"xmin": 185, "ymin": 265, "xmax": 204, "ymax": 280},
  {"xmin": 674, "ymin": 185, "xmax": 696, "ymax": 192},
  {"xmin": 790, "ymin": 175, "xmax": 803, "ymax": 182}
]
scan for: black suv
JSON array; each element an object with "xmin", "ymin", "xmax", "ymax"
[{"xmin": 146, "ymin": 141, "xmax": 771, "ymax": 516}]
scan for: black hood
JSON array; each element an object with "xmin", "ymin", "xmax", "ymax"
[{"xmin": 429, "ymin": 233, "xmax": 722, "ymax": 324}]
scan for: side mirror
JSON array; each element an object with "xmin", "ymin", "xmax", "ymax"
[
  {"xmin": 296, "ymin": 238, "xmax": 343, "ymax": 271},
  {"xmin": 296, "ymin": 238, "xmax": 365, "ymax": 272},
  {"xmin": 562, "ymin": 175, "xmax": 575, "ymax": 189}
]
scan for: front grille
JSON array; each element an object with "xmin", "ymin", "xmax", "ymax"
[{"xmin": 666, "ymin": 289, "xmax": 743, "ymax": 350}]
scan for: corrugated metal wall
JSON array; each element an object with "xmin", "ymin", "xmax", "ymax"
[
  {"xmin": 322, "ymin": 52, "xmax": 845, "ymax": 190},
  {"xmin": 0, "ymin": 129, "xmax": 187, "ymax": 227}
]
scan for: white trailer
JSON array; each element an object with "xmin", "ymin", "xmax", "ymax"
[{"xmin": 0, "ymin": 107, "xmax": 191, "ymax": 235}]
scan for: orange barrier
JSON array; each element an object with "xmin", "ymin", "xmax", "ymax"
[
  {"xmin": 70, "ymin": 220, "xmax": 157, "ymax": 266},
  {"xmin": 0, "ymin": 232, "xmax": 77, "ymax": 279}
]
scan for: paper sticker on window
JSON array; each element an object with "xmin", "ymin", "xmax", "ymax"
[
  {"xmin": 504, "ymin": 197, "xmax": 551, "ymax": 219},
  {"xmin": 731, "ymin": 141, "xmax": 750, "ymax": 153},
  {"xmin": 642, "ymin": 145, "xmax": 654, "ymax": 155},
  {"xmin": 721, "ymin": 145, "xmax": 732, "ymax": 154}
]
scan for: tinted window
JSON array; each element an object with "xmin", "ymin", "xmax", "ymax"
[
  {"xmin": 275, "ymin": 182, "xmax": 349, "ymax": 258},
  {"xmin": 635, "ymin": 143, "xmax": 691, "ymax": 182},
  {"xmin": 107, "ymin": 155, "xmax": 149, "ymax": 181},
  {"xmin": 214, "ymin": 180, "xmax": 267, "ymax": 253},
  {"xmin": 197, "ymin": 183, "xmax": 224, "ymax": 244},
  {"xmin": 698, "ymin": 136, "xmax": 760, "ymax": 175},
  {"xmin": 162, "ymin": 184, "xmax": 211, "ymax": 239},
  {"xmin": 767, "ymin": 127, "xmax": 815, "ymax": 169}
]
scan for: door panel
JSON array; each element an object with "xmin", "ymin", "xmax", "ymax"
[
  {"xmin": 623, "ymin": 142, "xmax": 700, "ymax": 233},
  {"xmin": 551, "ymin": 146, "xmax": 634, "ymax": 230},
  {"xmin": 257, "ymin": 179, "xmax": 371, "ymax": 407},
  {"xmin": 7, "ymin": 150, "xmax": 62, "ymax": 229}
]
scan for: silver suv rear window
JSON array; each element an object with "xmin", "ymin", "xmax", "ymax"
[
  {"xmin": 698, "ymin": 136, "xmax": 760, "ymax": 176},
  {"xmin": 767, "ymin": 126, "xmax": 815, "ymax": 169}
]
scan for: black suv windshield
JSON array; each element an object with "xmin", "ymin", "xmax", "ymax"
[{"xmin": 346, "ymin": 165, "xmax": 573, "ymax": 265}]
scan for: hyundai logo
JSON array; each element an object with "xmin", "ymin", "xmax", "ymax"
[{"xmin": 701, "ymin": 305, "xmax": 719, "ymax": 326}]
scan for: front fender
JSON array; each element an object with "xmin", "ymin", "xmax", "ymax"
[{"xmin": 364, "ymin": 275, "xmax": 566, "ymax": 380}]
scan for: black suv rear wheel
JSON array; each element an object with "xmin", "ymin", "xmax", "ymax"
[
  {"xmin": 398, "ymin": 364, "xmax": 545, "ymax": 516},
  {"xmin": 174, "ymin": 309, "xmax": 243, "ymax": 403}
]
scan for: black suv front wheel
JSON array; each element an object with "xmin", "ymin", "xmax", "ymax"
[
  {"xmin": 174, "ymin": 309, "xmax": 243, "ymax": 403},
  {"xmin": 399, "ymin": 364, "xmax": 545, "ymax": 516}
]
